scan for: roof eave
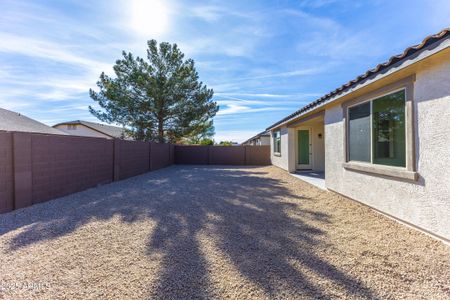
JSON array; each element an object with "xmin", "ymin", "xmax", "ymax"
[{"xmin": 266, "ymin": 36, "xmax": 450, "ymax": 131}]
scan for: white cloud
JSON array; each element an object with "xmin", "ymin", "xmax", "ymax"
[
  {"xmin": 217, "ymin": 99, "xmax": 265, "ymax": 106},
  {"xmin": 239, "ymin": 67, "xmax": 325, "ymax": 80},
  {"xmin": 0, "ymin": 72, "xmax": 96, "ymax": 103},
  {"xmin": 187, "ymin": 4, "xmax": 258, "ymax": 23},
  {"xmin": 281, "ymin": 9, "xmax": 383, "ymax": 60},
  {"xmin": 296, "ymin": 31, "xmax": 383, "ymax": 60},
  {"xmin": 216, "ymin": 92, "xmax": 320, "ymax": 99},
  {"xmin": 189, "ymin": 6, "xmax": 227, "ymax": 22},
  {"xmin": 217, "ymin": 104, "xmax": 250, "ymax": 115},
  {"xmin": 0, "ymin": 33, "xmax": 111, "ymax": 73},
  {"xmin": 282, "ymin": 9, "xmax": 339, "ymax": 30},
  {"xmin": 34, "ymin": 90, "xmax": 84, "ymax": 101},
  {"xmin": 217, "ymin": 104, "xmax": 291, "ymax": 115},
  {"xmin": 34, "ymin": 104, "xmax": 89, "ymax": 114},
  {"xmin": 216, "ymin": 99, "xmax": 312, "ymax": 109},
  {"xmin": 0, "ymin": 97, "xmax": 31, "ymax": 110},
  {"xmin": 216, "ymin": 93, "xmax": 288, "ymax": 98},
  {"xmin": 208, "ymin": 67, "xmax": 326, "ymax": 94},
  {"xmin": 3, "ymin": 0, "xmax": 441, "ymax": 144},
  {"xmin": 178, "ymin": 37, "xmax": 256, "ymax": 58},
  {"xmin": 170, "ymin": 3, "xmax": 269, "ymax": 59}
]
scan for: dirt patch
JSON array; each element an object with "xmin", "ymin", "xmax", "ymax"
[{"xmin": 0, "ymin": 165, "xmax": 449, "ymax": 299}]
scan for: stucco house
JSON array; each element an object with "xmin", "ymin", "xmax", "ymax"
[
  {"xmin": 242, "ymin": 130, "xmax": 270, "ymax": 146},
  {"xmin": 0, "ymin": 108, "xmax": 67, "ymax": 135},
  {"xmin": 266, "ymin": 28, "xmax": 450, "ymax": 242},
  {"xmin": 53, "ymin": 120, "xmax": 130, "ymax": 140}
]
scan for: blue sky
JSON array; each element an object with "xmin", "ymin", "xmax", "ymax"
[{"xmin": 0, "ymin": 0, "xmax": 449, "ymax": 142}]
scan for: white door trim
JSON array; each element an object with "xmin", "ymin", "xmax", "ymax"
[{"xmin": 296, "ymin": 127, "xmax": 313, "ymax": 170}]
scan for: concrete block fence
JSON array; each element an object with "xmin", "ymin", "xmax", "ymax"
[
  {"xmin": 174, "ymin": 145, "xmax": 270, "ymax": 165},
  {"xmin": 0, "ymin": 132, "xmax": 174, "ymax": 213},
  {"xmin": 0, "ymin": 131, "xmax": 270, "ymax": 214}
]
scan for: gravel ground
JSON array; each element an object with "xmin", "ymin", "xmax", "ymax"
[{"xmin": 0, "ymin": 165, "xmax": 449, "ymax": 300}]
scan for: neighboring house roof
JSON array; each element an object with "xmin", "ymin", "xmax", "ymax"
[
  {"xmin": 267, "ymin": 28, "xmax": 450, "ymax": 130},
  {"xmin": 53, "ymin": 120, "xmax": 128, "ymax": 139},
  {"xmin": 0, "ymin": 108, "xmax": 67, "ymax": 135},
  {"xmin": 242, "ymin": 130, "xmax": 270, "ymax": 145}
]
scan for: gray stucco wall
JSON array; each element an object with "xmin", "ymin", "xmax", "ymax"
[
  {"xmin": 311, "ymin": 122, "xmax": 325, "ymax": 172},
  {"xmin": 325, "ymin": 59, "xmax": 450, "ymax": 240},
  {"xmin": 271, "ymin": 122, "xmax": 325, "ymax": 172},
  {"xmin": 270, "ymin": 126, "xmax": 290, "ymax": 170}
]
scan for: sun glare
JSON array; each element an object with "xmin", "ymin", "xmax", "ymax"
[{"xmin": 129, "ymin": 0, "xmax": 170, "ymax": 37}]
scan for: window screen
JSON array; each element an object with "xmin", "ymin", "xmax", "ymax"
[
  {"xmin": 273, "ymin": 130, "xmax": 281, "ymax": 153},
  {"xmin": 348, "ymin": 102, "xmax": 371, "ymax": 162}
]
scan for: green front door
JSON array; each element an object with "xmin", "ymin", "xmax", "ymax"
[{"xmin": 298, "ymin": 130, "xmax": 310, "ymax": 165}]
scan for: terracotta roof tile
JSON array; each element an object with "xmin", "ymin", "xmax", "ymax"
[{"xmin": 267, "ymin": 28, "xmax": 450, "ymax": 130}]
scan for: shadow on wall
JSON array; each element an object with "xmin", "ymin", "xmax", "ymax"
[{"xmin": 0, "ymin": 165, "xmax": 375, "ymax": 299}]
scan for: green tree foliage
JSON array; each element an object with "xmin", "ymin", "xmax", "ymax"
[
  {"xmin": 218, "ymin": 141, "xmax": 234, "ymax": 146},
  {"xmin": 181, "ymin": 121, "xmax": 215, "ymax": 144},
  {"xmin": 89, "ymin": 40, "xmax": 219, "ymax": 142},
  {"xmin": 199, "ymin": 138, "xmax": 214, "ymax": 145}
]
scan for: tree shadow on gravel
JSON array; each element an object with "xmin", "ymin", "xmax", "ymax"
[
  {"xmin": 143, "ymin": 166, "xmax": 376, "ymax": 299},
  {"xmin": 0, "ymin": 165, "xmax": 376, "ymax": 299}
]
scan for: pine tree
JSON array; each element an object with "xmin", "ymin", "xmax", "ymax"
[{"xmin": 89, "ymin": 40, "xmax": 218, "ymax": 142}]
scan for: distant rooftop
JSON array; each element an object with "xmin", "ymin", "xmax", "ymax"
[
  {"xmin": 242, "ymin": 130, "xmax": 270, "ymax": 145},
  {"xmin": 0, "ymin": 108, "xmax": 67, "ymax": 135},
  {"xmin": 53, "ymin": 120, "xmax": 128, "ymax": 139}
]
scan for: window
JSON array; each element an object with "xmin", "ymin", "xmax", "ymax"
[
  {"xmin": 273, "ymin": 130, "xmax": 281, "ymax": 153},
  {"xmin": 348, "ymin": 90, "xmax": 406, "ymax": 167},
  {"xmin": 66, "ymin": 124, "xmax": 76, "ymax": 130},
  {"xmin": 348, "ymin": 102, "xmax": 371, "ymax": 162}
]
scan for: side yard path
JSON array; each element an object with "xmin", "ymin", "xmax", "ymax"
[{"xmin": 0, "ymin": 165, "xmax": 449, "ymax": 299}]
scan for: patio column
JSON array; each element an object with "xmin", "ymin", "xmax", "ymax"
[{"xmin": 287, "ymin": 127, "xmax": 297, "ymax": 173}]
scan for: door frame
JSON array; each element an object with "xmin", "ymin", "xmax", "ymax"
[{"xmin": 296, "ymin": 127, "xmax": 313, "ymax": 170}]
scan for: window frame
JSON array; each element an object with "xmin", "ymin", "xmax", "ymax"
[
  {"xmin": 347, "ymin": 100, "xmax": 372, "ymax": 163},
  {"xmin": 346, "ymin": 87, "xmax": 406, "ymax": 165},
  {"xmin": 273, "ymin": 129, "xmax": 281, "ymax": 155},
  {"xmin": 342, "ymin": 76, "xmax": 417, "ymax": 181}
]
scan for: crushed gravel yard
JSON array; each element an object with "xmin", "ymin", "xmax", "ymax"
[{"xmin": 0, "ymin": 165, "xmax": 449, "ymax": 299}]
